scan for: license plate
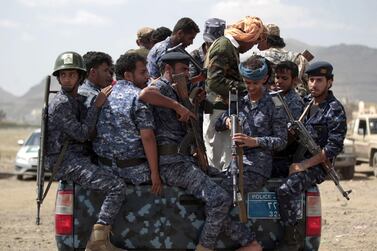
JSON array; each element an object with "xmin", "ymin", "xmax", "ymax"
[{"xmin": 247, "ymin": 192, "xmax": 303, "ymax": 219}]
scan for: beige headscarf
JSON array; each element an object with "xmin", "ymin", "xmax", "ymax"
[{"xmin": 225, "ymin": 16, "xmax": 266, "ymax": 43}]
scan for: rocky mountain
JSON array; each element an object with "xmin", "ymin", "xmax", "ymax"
[
  {"xmin": 1, "ymin": 40, "xmax": 376, "ymax": 124},
  {"xmin": 285, "ymin": 39, "xmax": 377, "ymax": 102}
]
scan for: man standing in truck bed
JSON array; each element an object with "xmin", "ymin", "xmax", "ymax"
[{"xmin": 277, "ymin": 61, "xmax": 347, "ymax": 249}]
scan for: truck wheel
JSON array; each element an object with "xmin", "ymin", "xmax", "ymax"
[
  {"xmin": 340, "ymin": 166, "xmax": 355, "ymax": 180},
  {"xmin": 373, "ymin": 152, "xmax": 377, "ymax": 177},
  {"xmin": 16, "ymin": 174, "xmax": 23, "ymax": 180}
]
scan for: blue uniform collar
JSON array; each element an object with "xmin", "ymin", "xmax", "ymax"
[{"xmin": 83, "ymin": 79, "xmax": 101, "ymax": 92}]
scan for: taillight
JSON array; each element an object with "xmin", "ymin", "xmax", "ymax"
[
  {"xmin": 306, "ymin": 191, "xmax": 321, "ymax": 236},
  {"xmin": 55, "ymin": 190, "xmax": 73, "ymax": 235}
]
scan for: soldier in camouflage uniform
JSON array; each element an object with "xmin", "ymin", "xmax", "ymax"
[
  {"xmin": 258, "ymin": 24, "xmax": 309, "ymax": 96},
  {"xmin": 215, "ymin": 55, "xmax": 287, "ymax": 193},
  {"xmin": 204, "ymin": 16, "xmax": 267, "ymax": 171},
  {"xmin": 147, "ymin": 17, "xmax": 200, "ymax": 79},
  {"xmin": 79, "ymin": 51, "xmax": 113, "ymax": 109},
  {"xmin": 277, "ymin": 61, "xmax": 347, "ymax": 248},
  {"xmin": 93, "ymin": 52, "xmax": 162, "ymax": 194},
  {"xmin": 46, "ymin": 51, "xmax": 126, "ymax": 251},
  {"xmin": 271, "ymin": 61, "xmax": 305, "ymax": 178},
  {"xmin": 189, "ymin": 18, "xmax": 225, "ymax": 87},
  {"xmin": 150, "ymin": 51, "xmax": 262, "ymax": 251},
  {"xmin": 189, "ymin": 18, "xmax": 226, "ymax": 137},
  {"xmin": 94, "ymin": 52, "xmax": 195, "ymax": 194}
]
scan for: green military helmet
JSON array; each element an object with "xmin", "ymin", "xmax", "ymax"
[{"xmin": 52, "ymin": 51, "xmax": 86, "ymax": 77}]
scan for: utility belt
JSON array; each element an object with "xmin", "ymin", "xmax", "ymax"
[
  {"xmin": 98, "ymin": 156, "xmax": 147, "ymax": 168},
  {"xmin": 158, "ymin": 144, "xmax": 190, "ymax": 156}
]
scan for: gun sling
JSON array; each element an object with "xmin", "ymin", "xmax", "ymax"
[
  {"xmin": 41, "ymin": 140, "xmax": 69, "ymax": 202},
  {"xmin": 98, "ymin": 156, "xmax": 147, "ymax": 168}
]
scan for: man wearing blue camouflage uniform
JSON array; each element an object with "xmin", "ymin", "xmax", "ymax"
[
  {"xmin": 150, "ymin": 51, "xmax": 262, "ymax": 251},
  {"xmin": 277, "ymin": 61, "xmax": 347, "ymax": 248},
  {"xmin": 272, "ymin": 61, "xmax": 304, "ymax": 178},
  {"xmin": 147, "ymin": 17, "xmax": 200, "ymax": 79},
  {"xmin": 93, "ymin": 52, "xmax": 162, "ymax": 194},
  {"xmin": 46, "ymin": 51, "xmax": 126, "ymax": 251},
  {"xmin": 78, "ymin": 51, "xmax": 114, "ymax": 163},
  {"xmin": 79, "ymin": 51, "xmax": 113, "ymax": 109},
  {"xmin": 215, "ymin": 55, "xmax": 287, "ymax": 193},
  {"xmin": 94, "ymin": 52, "xmax": 195, "ymax": 194}
]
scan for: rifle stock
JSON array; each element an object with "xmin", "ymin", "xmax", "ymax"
[
  {"xmin": 36, "ymin": 75, "xmax": 51, "ymax": 225},
  {"xmin": 172, "ymin": 73, "xmax": 209, "ymax": 172},
  {"xmin": 270, "ymin": 91, "xmax": 351, "ymax": 200}
]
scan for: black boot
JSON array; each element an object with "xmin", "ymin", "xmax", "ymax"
[{"xmin": 277, "ymin": 224, "xmax": 300, "ymax": 251}]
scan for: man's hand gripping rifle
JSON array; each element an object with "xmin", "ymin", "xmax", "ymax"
[
  {"xmin": 172, "ymin": 73, "xmax": 209, "ymax": 173},
  {"xmin": 270, "ymin": 90, "xmax": 352, "ymax": 200},
  {"xmin": 167, "ymin": 43, "xmax": 207, "ymax": 84},
  {"xmin": 229, "ymin": 83, "xmax": 247, "ymax": 223}
]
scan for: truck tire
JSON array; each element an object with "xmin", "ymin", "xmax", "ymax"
[
  {"xmin": 340, "ymin": 165, "xmax": 355, "ymax": 180},
  {"xmin": 373, "ymin": 152, "xmax": 377, "ymax": 177}
]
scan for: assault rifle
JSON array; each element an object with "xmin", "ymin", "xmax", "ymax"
[
  {"xmin": 172, "ymin": 73, "xmax": 209, "ymax": 173},
  {"xmin": 36, "ymin": 75, "xmax": 54, "ymax": 225},
  {"xmin": 167, "ymin": 43, "xmax": 207, "ymax": 83},
  {"xmin": 270, "ymin": 90, "xmax": 352, "ymax": 200},
  {"xmin": 228, "ymin": 84, "xmax": 247, "ymax": 223}
]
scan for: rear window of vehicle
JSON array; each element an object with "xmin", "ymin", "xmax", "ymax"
[
  {"xmin": 25, "ymin": 132, "xmax": 40, "ymax": 146},
  {"xmin": 369, "ymin": 118, "xmax": 377, "ymax": 134}
]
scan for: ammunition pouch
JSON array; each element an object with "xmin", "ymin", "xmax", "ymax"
[{"xmin": 98, "ymin": 156, "xmax": 147, "ymax": 168}]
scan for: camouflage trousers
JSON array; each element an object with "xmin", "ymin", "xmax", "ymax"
[
  {"xmin": 277, "ymin": 165, "xmax": 326, "ymax": 225},
  {"xmin": 160, "ymin": 158, "xmax": 254, "ymax": 249},
  {"xmin": 220, "ymin": 168, "xmax": 268, "ymax": 195},
  {"xmin": 56, "ymin": 153, "xmax": 127, "ymax": 225},
  {"xmin": 219, "ymin": 168, "xmax": 268, "ymax": 246}
]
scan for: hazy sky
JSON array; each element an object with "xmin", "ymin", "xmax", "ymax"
[{"xmin": 1, "ymin": 0, "xmax": 376, "ymax": 96}]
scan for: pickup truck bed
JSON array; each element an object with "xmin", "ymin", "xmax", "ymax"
[{"xmin": 55, "ymin": 179, "xmax": 321, "ymax": 251}]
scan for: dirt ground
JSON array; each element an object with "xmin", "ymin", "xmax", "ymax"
[
  {"xmin": 0, "ymin": 170, "xmax": 376, "ymax": 251},
  {"xmin": 1, "ymin": 128, "xmax": 377, "ymax": 250}
]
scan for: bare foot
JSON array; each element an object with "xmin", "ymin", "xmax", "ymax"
[{"xmin": 236, "ymin": 240, "xmax": 262, "ymax": 251}]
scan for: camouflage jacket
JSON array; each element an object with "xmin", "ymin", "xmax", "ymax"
[
  {"xmin": 93, "ymin": 80, "xmax": 154, "ymax": 183},
  {"xmin": 303, "ymin": 91, "xmax": 347, "ymax": 159},
  {"xmin": 93, "ymin": 80, "xmax": 155, "ymax": 161},
  {"xmin": 284, "ymin": 88, "xmax": 305, "ymax": 120},
  {"xmin": 147, "ymin": 36, "xmax": 173, "ymax": 79},
  {"xmin": 46, "ymin": 89, "xmax": 100, "ymax": 167},
  {"xmin": 216, "ymin": 89, "xmax": 288, "ymax": 177},
  {"xmin": 205, "ymin": 35, "xmax": 245, "ymax": 102}
]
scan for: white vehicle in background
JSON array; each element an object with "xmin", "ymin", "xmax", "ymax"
[
  {"xmin": 14, "ymin": 129, "xmax": 46, "ymax": 180},
  {"xmin": 349, "ymin": 114, "xmax": 377, "ymax": 177},
  {"xmin": 334, "ymin": 138, "xmax": 356, "ymax": 180}
]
